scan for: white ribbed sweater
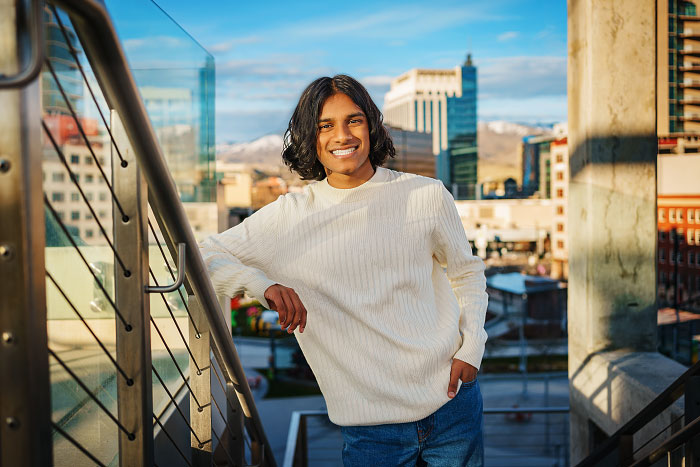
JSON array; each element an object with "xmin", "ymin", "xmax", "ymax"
[{"xmin": 200, "ymin": 167, "xmax": 488, "ymax": 426}]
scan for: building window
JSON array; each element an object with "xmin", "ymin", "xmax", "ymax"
[
  {"xmin": 85, "ymin": 174, "xmax": 94, "ymax": 183},
  {"xmin": 660, "ymin": 248, "xmax": 666, "ymax": 263},
  {"xmin": 557, "ymin": 240, "xmax": 564, "ymax": 249},
  {"xmin": 70, "ymin": 192, "xmax": 79, "ymax": 201},
  {"xmin": 679, "ymin": 252, "xmax": 685, "ymax": 264},
  {"xmin": 679, "ymin": 228, "xmax": 685, "ymax": 244},
  {"xmin": 659, "ymin": 231, "xmax": 667, "ymax": 242},
  {"xmin": 557, "ymin": 223, "xmax": 564, "ymax": 232},
  {"xmin": 696, "ymin": 229, "xmax": 700, "ymax": 245},
  {"xmin": 690, "ymin": 209, "xmax": 696, "ymax": 223},
  {"xmin": 98, "ymin": 210, "xmax": 106, "ymax": 219},
  {"xmin": 556, "ymin": 188, "xmax": 564, "ymax": 198},
  {"xmin": 52, "ymin": 172, "xmax": 65, "ymax": 182},
  {"xmin": 690, "ymin": 252, "xmax": 695, "ymax": 266},
  {"xmin": 670, "ymin": 209, "xmax": 676, "ymax": 223},
  {"xmin": 669, "ymin": 249, "xmax": 674, "ymax": 264},
  {"xmin": 70, "ymin": 154, "xmax": 80, "ymax": 164},
  {"xmin": 690, "ymin": 229, "xmax": 696, "ymax": 245},
  {"xmin": 659, "ymin": 208, "xmax": 666, "ymax": 222},
  {"xmin": 85, "ymin": 212, "xmax": 93, "ymax": 220},
  {"xmin": 556, "ymin": 171, "xmax": 564, "ymax": 181},
  {"xmin": 70, "ymin": 211, "xmax": 79, "ymax": 221},
  {"xmin": 556, "ymin": 205, "xmax": 564, "ymax": 215},
  {"xmin": 84, "ymin": 156, "xmax": 93, "ymax": 165},
  {"xmin": 85, "ymin": 229, "xmax": 93, "ymax": 238},
  {"xmin": 556, "ymin": 154, "xmax": 563, "ymax": 163},
  {"xmin": 86, "ymin": 192, "xmax": 94, "ymax": 201},
  {"xmin": 99, "ymin": 192, "xmax": 108, "ymax": 202},
  {"xmin": 679, "ymin": 209, "xmax": 684, "ymax": 222},
  {"xmin": 660, "ymin": 271, "xmax": 667, "ymax": 284},
  {"xmin": 51, "ymin": 192, "xmax": 64, "ymax": 202}
]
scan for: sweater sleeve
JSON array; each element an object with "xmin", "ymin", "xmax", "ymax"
[
  {"xmin": 198, "ymin": 197, "xmax": 282, "ymax": 309},
  {"xmin": 431, "ymin": 184, "xmax": 489, "ymax": 369}
]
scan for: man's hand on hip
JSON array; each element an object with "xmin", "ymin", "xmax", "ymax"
[
  {"xmin": 447, "ymin": 358, "xmax": 477, "ymax": 398},
  {"xmin": 264, "ymin": 284, "xmax": 307, "ymax": 334}
]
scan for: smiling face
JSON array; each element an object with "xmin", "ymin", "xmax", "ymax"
[{"xmin": 315, "ymin": 92, "xmax": 374, "ymax": 188}]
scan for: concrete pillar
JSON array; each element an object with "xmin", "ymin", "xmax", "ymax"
[
  {"xmin": 567, "ymin": 0, "xmax": 685, "ymax": 463},
  {"xmin": 568, "ymin": 0, "xmax": 657, "ymax": 358}
]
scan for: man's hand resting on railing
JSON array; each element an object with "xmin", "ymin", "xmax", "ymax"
[{"xmin": 264, "ymin": 284, "xmax": 307, "ymax": 334}]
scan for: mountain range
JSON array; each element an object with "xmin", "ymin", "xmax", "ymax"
[{"xmin": 216, "ymin": 121, "xmax": 556, "ymax": 183}]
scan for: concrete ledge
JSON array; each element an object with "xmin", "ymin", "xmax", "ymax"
[{"xmin": 569, "ymin": 350, "xmax": 686, "ymax": 463}]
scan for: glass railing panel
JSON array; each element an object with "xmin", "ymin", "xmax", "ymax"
[
  {"xmin": 43, "ymin": 1, "xmax": 220, "ymax": 463},
  {"xmin": 106, "ymin": 0, "xmax": 216, "ymax": 209},
  {"xmin": 42, "ymin": 5, "xmax": 124, "ymax": 464}
]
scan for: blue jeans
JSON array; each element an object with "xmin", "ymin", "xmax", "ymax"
[{"xmin": 340, "ymin": 379, "xmax": 484, "ymax": 467}]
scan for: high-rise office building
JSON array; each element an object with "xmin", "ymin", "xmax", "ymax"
[
  {"xmin": 657, "ymin": 0, "xmax": 700, "ymax": 304},
  {"xmin": 659, "ymin": 0, "xmax": 700, "ymax": 135},
  {"xmin": 385, "ymin": 126, "xmax": 436, "ymax": 178},
  {"xmin": 519, "ymin": 134, "xmax": 554, "ymax": 198},
  {"xmin": 43, "ymin": 9, "xmax": 82, "ymax": 115},
  {"xmin": 383, "ymin": 54, "xmax": 477, "ymax": 199}
]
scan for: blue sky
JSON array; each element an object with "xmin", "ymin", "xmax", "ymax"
[{"xmin": 108, "ymin": 0, "xmax": 567, "ymax": 143}]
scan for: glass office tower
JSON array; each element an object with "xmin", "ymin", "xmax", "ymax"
[{"xmin": 384, "ymin": 54, "xmax": 478, "ymax": 199}]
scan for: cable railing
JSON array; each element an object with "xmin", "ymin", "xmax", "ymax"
[
  {"xmin": 2, "ymin": 0, "xmax": 275, "ymax": 465},
  {"xmin": 576, "ymin": 360, "xmax": 700, "ymax": 466}
]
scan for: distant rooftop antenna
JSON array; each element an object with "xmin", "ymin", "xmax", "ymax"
[{"xmin": 465, "ymin": 37, "xmax": 473, "ymax": 66}]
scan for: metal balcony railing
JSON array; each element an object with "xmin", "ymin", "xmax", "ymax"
[
  {"xmin": 1, "ymin": 0, "xmax": 275, "ymax": 465},
  {"xmin": 283, "ymin": 407, "xmax": 571, "ymax": 467},
  {"xmin": 576, "ymin": 360, "xmax": 700, "ymax": 467}
]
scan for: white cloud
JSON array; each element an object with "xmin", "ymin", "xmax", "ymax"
[
  {"xmin": 123, "ymin": 36, "xmax": 185, "ymax": 50},
  {"xmin": 479, "ymin": 95, "xmax": 567, "ymax": 124},
  {"xmin": 361, "ymin": 75, "xmax": 394, "ymax": 87},
  {"xmin": 207, "ymin": 36, "xmax": 262, "ymax": 54},
  {"xmin": 497, "ymin": 31, "xmax": 519, "ymax": 42},
  {"xmin": 478, "ymin": 56, "xmax": 566, "ymax": 99},
  {"xmin": 273, "ymin": 3, "xmax": 506, "ymax": 41}
]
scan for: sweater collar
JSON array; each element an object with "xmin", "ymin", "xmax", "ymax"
[{"xmin": 313, "ymin": 167, "xmax": 390, "ymax": 203}]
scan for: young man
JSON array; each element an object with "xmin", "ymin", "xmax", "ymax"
[{"xmin": 200, "ymin": 75, "xmax": 488, "ymax": 466}]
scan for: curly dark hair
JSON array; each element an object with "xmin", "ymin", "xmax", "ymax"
[{"xmin": 282, "ymin": 74, "xmax": 396, "ymax": 180}]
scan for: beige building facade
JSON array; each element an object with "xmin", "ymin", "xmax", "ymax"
[
  {"xmin": 384, "ymin": 67, "xmax": 464, "ymax": 156},
  {"xmin": 550, "ymin": 131, "xmax": 569, "ymax": 280}
]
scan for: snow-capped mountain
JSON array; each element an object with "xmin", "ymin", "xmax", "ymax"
[
  {"xmin": 216, "ymin": 134, "xmax": 284, "ymax": 165},
  {"xmin": 481, "ymin": 120, "xmax": 553, "ymax": 138},
  {"xmin": 215, "ymin": 121, "xmax": 560, "ymax": 182}
]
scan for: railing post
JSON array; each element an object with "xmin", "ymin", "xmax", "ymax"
[
  {"xmin": 0, "ymin": 1, "xmax": 51, "ymax": 465},
  {"xmin": 619, "ymin": 433, "xmax": 634, "ymax": 466},
  {"xmin": 220, "ymin": 294, "xmax": 246, "ymax": 466},
  {"xmin": 188, "ymin": 294, "xmax": 212, "ymax": 465},
  {"xmin": 227, "ymin": 380, "xmax": 246, "ymax": 466},
  {"xmin": 111, "ymin": 110, "xmax": 154, "ymax": 466},
  {"xmin": 292, "ymin": 415, "xmax": 308, "ymax": 467},
  {"xmin": 686, "ymin": 376, "xmax": 700, "ymax": 467}
]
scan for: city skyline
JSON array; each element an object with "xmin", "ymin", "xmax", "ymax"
[{"xmin": 108, "ymin": 0, "xmax": 567, "ymax": 143}]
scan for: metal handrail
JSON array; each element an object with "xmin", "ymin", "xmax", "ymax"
[
  {"xmin": 145, "ymin": 243, "xmax": 185, "ymax": 293},
  {"xmin": 0, "ymin": 0, "xmax": 44, "ymax": 88},
  {"xmin": 49, "ymin": 0, "xmax": 276, "ymax": 465},
  {"xmin": 576, "ymin": 359, "xmax": 700, "ymax": 466},
  {"xmin": 629, "ymin": 415, "xmax": 700, "ymax": 467}
]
